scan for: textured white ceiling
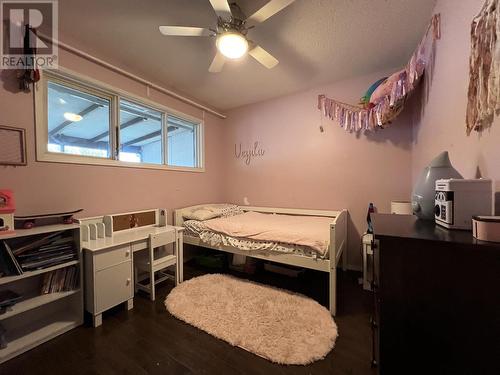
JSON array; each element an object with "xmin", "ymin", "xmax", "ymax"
[{"xmin": 58, "ymin": 0, "xmax": 437, "ymax": 111}]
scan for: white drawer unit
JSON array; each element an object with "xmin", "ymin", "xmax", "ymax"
[
  {"xmin": 79, "ymin": 209, "xmax": 184, "ymax": 327},
  {"xmin": 84, "ymin": 244, "xmax": 134, "ymax": 327}
]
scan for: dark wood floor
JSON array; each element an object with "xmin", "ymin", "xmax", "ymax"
[{"xmin": 0, "ymin": 260, "xmax": 375, "ymax": 375}]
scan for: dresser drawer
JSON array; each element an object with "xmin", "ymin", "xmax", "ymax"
[
  {"xmin": 94, "ymin": 245, "xmax": 131, "ymax": 271},
  {"xmin": 94, "ymin": 262, "xmax": 133, "ymax": 313}
]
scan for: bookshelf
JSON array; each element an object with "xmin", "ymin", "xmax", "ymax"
[
  {"xmin": 0, "ymin": 260, "xmax": 79, "ymax": 286},
  {"xmin": 0, "ymin": 225, "xmax": 83, "ymax": 364},
  {"xmin": 1, "ymin": 303, "xmax": 80, "ymax": 362},
  {"xmin": 0, "ymin": 290, "xmax": 80, "ymax": 321}
]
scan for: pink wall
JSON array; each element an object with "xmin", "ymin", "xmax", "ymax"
[
  {"xmin": 224, "ymin": 71, "xmax": 414, "ymax": 269},
  {"xmin": 411, "ymin": 0, "xmax": 500, "ymax": 213},
  {"xmin": 5, "ymin": 0, "xmax": 493, "ymax": 270},
  {"xmin": 0, "ymin": 45, "xmax": 413, "ymax": 270},
  {"xmin": 0, "ymin": 48, "xmax": 226, "ymax": 222}
]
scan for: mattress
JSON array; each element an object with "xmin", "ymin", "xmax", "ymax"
[{"xmin": 183, "ymin": 218, "xmax": 328, "ymax": 260}]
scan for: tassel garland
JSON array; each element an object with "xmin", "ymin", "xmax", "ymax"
[{"xmin": 318, "ymin": 14, "xmax": 441, "ymax": 132}]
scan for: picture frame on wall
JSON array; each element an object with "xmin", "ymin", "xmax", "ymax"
[{"xmin": 0, "ymin": 125, "xmax": 27, "ymax": 166}]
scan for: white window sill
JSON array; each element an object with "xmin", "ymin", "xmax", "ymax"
[{"xmin": 36, "ymin": 151, "xmax": 205, "ymax": 173}]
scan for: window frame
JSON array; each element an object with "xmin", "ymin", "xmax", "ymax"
[
  {"xmin": 35, "ymin": 68, "xmax": 205, "ymax": 172},
  {"xmin": 166, "ymin": 113, "xmax": 202, "ymax": 168},
  {"xmin": 118, "ymin": 97, "xmax": 165, "ymax": 165}
]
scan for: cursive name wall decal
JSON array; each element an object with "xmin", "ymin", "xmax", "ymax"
[{"xmin": 234, "ymin": 141, "xmax": 265, "ymax": 165}]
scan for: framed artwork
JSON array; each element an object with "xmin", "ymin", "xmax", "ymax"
[{"xmin": 0, "ymin": 125, "xmax": 27, "ymax": 166}]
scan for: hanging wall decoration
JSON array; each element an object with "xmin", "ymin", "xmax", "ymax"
[
  {"xmin": 466, "ymin": 0, "xmax": 500, "ymax": 134},
  {"xmin": 17, "ymin": 25, "xmax": 41, "ymax": 93},
  {"xmin": 318, "ymin": 14, "xmax": 441, "ymax": 132}
]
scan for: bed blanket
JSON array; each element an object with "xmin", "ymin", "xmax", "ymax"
[
  {"xmin": 183, "ymin": 219, "xmax": 320, "ymax": 258},
  {"xmin": 203, "ymin": 211, "xmax": 333, "ymax": 256}
]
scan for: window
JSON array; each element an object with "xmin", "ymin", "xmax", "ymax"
[
  {"xmin": 37, "ymin": 71, "xmax": 203, "ymax": 171},
  {"xmin": 47, "ymin": 81, "xmax": 111, "ymax": 158},
  {"xmin": 167, "ymin": 115, "xmax": 199, "ymax": 168},
  {"xmin": 119, "ymin": 100, "xmax": 163, "ymax": 165}
]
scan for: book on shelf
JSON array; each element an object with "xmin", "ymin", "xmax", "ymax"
[
  {"xmin": 15, "ymin": 235, "xmax": 77, "ymax": 272},
  {"xmin": 0, "ymin": 242, "xmax": 22, "ymax": 277},
  {"xmin": 20, "ymin": 253, "xmax": 76, "ymax": 271},
  {"xmin": 1, "ymin": 232, "xmax": 78, "ymax": 279},
  {"xmin": 41, "ymin": 266, "xmax": 79, "ymax": 294},
  {"xmin": 4, "ymin": 242, "xmax": 23, "ymax": 275},
  {"xmin": 11, "ymin": 231, "xmax": 64, "ymax": 256}
]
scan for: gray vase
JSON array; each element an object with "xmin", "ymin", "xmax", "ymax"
[{"xmin": 412, "ymin": 151, "xmax": 463, "ymax": 220}]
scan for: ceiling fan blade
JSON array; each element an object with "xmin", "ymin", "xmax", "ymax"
[
  {"xmin": 209, "ymin": 52, "xmax": 225, "ymax": 73},
  {"xmin": 208, "ymin": 0, "xmax": 232, "ymax": 19},
  {"xmin": 247, "ymin": 0, "xmax": 296, "ymax": 24},
  {"xmin": 159, "ymin": 26, "xmax": 211, "ymax": 36},
  {"xmin": 249, "ymin": 45, "xmax": 279, "ymax": 69}
]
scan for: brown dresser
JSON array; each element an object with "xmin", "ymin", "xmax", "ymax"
[{"xmin": 371, "ymin": 214, "xmax": 500, "ymax": 375}]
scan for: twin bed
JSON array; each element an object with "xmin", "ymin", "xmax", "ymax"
[{"xmin": 174, "ymin": 204, "xmax": 348, "ymax": 315}]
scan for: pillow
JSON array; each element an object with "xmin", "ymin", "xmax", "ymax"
[
  {"xmin": 182, "ymin": 204, "xmax": 243, "ymax": 221},
  {"xmin": 220, "ymin": 204, "xmax": 244, "ymax": 218},
  {"xmin": 183, "ymin": 208, "xmax": 220, "ymax": 221}
]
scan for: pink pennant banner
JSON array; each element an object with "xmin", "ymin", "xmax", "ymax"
[{"xmin": 318, "ymin": 14, "xmax": 440, "ymax": 132}]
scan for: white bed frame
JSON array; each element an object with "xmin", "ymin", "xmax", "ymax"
[{"xmin": 174, "ymin": 205, "xmax": 348, "ymax": 316}]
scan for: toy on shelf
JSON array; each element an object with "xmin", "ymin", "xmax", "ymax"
[
  {"xmin": 0, "ymin": 190, "xmax": 15, "ymax": 235},
  {"xmin": 14, "ymin": 209, "xmax": 83, "ymax": 229}
]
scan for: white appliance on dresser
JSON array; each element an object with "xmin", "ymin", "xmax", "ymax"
[
  {"xmin": 434, "ymin": 179, "xmax": 494, "ymax": 230},
  {"xmin": 79, "ymin": 209, "xmax": 183, "ymax": 327}
]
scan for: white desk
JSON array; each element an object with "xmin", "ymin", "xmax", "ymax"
[{"xmin": 81, "ymin": 225, "xmax": 183, "ymax": 327}]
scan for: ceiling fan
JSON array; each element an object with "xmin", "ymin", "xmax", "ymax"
[{"xmin": 159, "ymin": 0, "xmax": 296, "ymax": 73}]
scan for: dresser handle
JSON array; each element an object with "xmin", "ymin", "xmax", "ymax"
[
  {"xmin": 126, "ymin": 278, "xmax": 131, "ymax": 285},
  {"xmin": 125, "ymin": 250, "xmax": 130, "ymax": 257}
]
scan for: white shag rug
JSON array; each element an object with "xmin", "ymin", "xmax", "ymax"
[{"xmin": 165, "ymin": 274, "xmax": 338, "ymax": 365}]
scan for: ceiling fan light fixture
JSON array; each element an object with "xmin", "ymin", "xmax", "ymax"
[{"xmin": 216, "ymin": 31, "xmax": 248, "ymax": 59}]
